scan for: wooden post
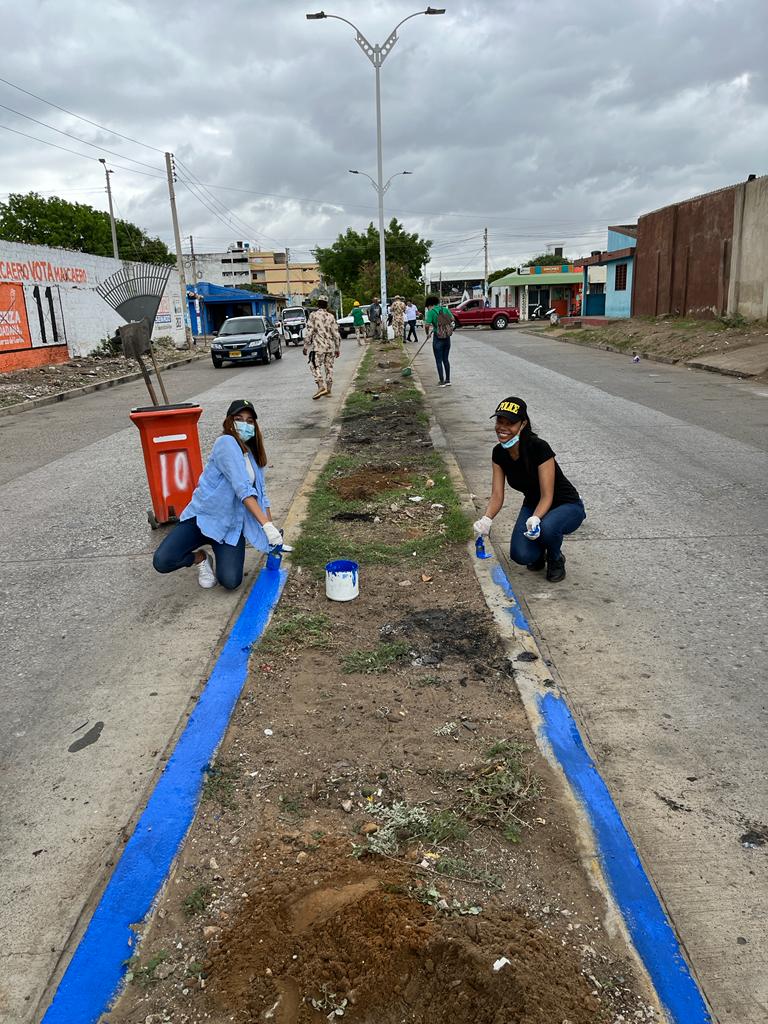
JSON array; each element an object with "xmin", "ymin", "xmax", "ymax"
[
  {"xmin": 135, "ymin": 354, "xmax": 159, "ymax": 406},
  {"xmin": 148, "ymin": 346, "xmax": 170, "ymax": 404}
]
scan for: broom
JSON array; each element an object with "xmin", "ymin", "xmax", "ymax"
[{"xmin": 401, "ymin": 334, "xmax": 430, "ymax": 377}]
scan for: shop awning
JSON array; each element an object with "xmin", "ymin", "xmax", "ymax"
[{"xmin": 491, "ymin": 272, "xmax": 584, "ymax": 287}]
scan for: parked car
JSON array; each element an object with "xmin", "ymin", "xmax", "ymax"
[
  {"xmin": 451, "ymin": 299, "xmax": 519, "ymax": 330},
  {"xmin": 210, "ymin": 316, "xmax": 283, "ymax": 368},
  {"xmin": 337, "ymin": 304, "xmax": 371, "ymax": 339}
]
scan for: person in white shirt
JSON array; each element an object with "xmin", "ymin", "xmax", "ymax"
[{"xmin": 404, "ymin": 300, "xmax": 418, "ymax": 343}]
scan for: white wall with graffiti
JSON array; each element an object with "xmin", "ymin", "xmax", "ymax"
[{"xmin": 0, "ymin": 240, "xmax": 186, "ymax": 371}]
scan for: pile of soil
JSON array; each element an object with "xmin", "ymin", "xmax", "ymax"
[
  {"xmin": 0, "ymin": 338, "xmax": 201, "ymax": 409},
  {"xmin": 108, "ymin": 346, "xmax": 656, "ymax": 1024},
  {"xmin": 550, "ymin": 315, "xmax": 768, "ymax": 364},
  {"xmin": 330, "ymin": 465, "xmax": 411, "ymax": 500}
]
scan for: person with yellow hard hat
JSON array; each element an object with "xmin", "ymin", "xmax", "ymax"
[{"xmin": 350, "ymin": 300, "xmax": 367, "ymax": 346}]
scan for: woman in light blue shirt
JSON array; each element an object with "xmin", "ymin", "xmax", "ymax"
[{"xmin": 152, "ymin": 398, "xmax": 283, "ymax": 590}]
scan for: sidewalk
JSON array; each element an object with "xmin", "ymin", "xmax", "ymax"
[{"xmin": 687, "ymin": 338, "xmax": 768, "ymax": 377}]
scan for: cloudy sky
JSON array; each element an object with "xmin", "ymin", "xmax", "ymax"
[{"xmin": 1, "ymin": 0, "xmax": 767, "ymax": 274}]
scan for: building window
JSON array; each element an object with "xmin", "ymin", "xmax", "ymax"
[
  {"xmin": 615, "ymin": 264, "xmax": 628, "ymax": 291},
  {"xmin": 222, "ymin": 258, "xmax": 232, "ymax": 264},
  {"xmin": 589, "ymin": 283, "xmax": 605, "ymax": 294}
]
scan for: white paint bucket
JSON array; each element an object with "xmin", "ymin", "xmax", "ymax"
[{"xmin": 325, "ymin": 559, "xmax": 359, "ymax": 602}]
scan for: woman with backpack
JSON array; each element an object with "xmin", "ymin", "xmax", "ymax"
[
  {"xmin": 424, "ymin": 295, "xmax": 456, "ymax": 387},
  {"xmin": 473, "ymin": 396, "xmax": 586, "ymax": 582}
]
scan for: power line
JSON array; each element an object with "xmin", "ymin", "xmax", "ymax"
[
  {"xmin": 0, "ymin": 100, "xmax": 164, "ymax": 171},
  {"xmin": 0, "ymin": 75, "xmax": 167, "ymax": 154}
]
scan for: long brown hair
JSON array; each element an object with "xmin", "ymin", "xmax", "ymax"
[{"xmin": 222, "ymin": 415, "xmax": 268, "ymax": 468}]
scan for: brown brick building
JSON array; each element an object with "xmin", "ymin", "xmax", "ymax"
[{"xmin": 633, "ymin": 174, "xmax": 768, "ymax": 320}]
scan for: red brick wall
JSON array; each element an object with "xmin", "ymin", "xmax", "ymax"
[{"xmin": 634, "ymin": 187, "xmax": 735, "ymax": 319}]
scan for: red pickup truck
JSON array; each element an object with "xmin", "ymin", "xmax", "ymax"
[{"xmin": 451, "ymin": 299, "xmax": 519, "ymax": 330}]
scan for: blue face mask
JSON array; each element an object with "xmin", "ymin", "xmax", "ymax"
[
  {"xmin": 234, "ymin": 421, "xmax": 255, "ymax": 442},
  {"xmin": 500, "ymin": 434, "xmax": 520, "ymax": 449}
]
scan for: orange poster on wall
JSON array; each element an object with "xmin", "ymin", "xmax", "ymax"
[{"xmin": 0, "ymin": 282, "xmax": 32, "ymax": 350}]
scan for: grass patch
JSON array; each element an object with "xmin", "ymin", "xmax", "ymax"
[
  {"xmin": 183, "ymin": 884, "xmax": 212, "ymax": 917},
  {"xmin": 278, "ymin": 791, "xmax": 308, "ymax": 819},
  {"xmin": 125, "ymin": 949, "xmax": 168, "ymax": 986},
  {"xmin": 261, "ymin": 611, "xmax": 333, "ymax": 654},
  {"xmin": 458, "ymin": 741, "xmax": 541, "ymax": 836},
  {"xmin": 201, "ymin": 760, "xmax": 238, "ymax": 809},
  {"xmin": 435, "ymin": 855, "xmax": 502, "ymax": 889},
  {"xmin": 342, "ymin": 641, "xmax": 410, "ymax": 674}
]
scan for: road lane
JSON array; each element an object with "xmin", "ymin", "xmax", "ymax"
[
  {"xmin": 0, "ymin": 345, "xmax": 361, "ymax": 1023},
  {"xmin": 422, "ymin": 328, "xmax": 768, "ymax": 1024}
]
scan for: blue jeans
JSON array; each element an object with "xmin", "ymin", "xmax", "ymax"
[
  {"xmin": 432, "ymin": 336, "xmax": 451, "ymax": 382},
  {"xmin": 152, "ymin": 516, "xmax": 246, "ymax": 590},
  {"xmin": 509, "ymin": 500, "xmax": 586, "ymax": 564}
]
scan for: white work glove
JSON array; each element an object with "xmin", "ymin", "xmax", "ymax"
[
  {"xmin": 263, "ymin": 522, "xmax": 283, "ymax": 547},
  {"xmin": 473, "ymin": 515, "xmax": 493, "ymax": 537},
  {"xmin": 524, "ymin": 515, "xmax": 541, "ymax": 539}
]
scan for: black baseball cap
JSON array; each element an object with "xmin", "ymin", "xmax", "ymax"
[
  {"xmin": 226, "ymin": 398, "xmax": 257, "ymax": 418},
  {"xmin": 491, "ymin": 397, "xmax": 527, "ymax": 422}
]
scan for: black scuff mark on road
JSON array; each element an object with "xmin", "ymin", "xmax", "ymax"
[
  {"xmin": 654, "ymin": 792, "xmax": 692, "ymax": 813},
  {"xmin": 68, "ymin": 721, "xmax": 104, "ymax": 753},
  {"xmin": 740, "ymin": 822, "xmax": 768, "ymax": 849},
  {"xmin": 71, "ymin": 720, "xmax": 89, "ymax": 733}
]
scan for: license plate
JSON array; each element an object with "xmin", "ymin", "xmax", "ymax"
[{"xmin": 229, "ymin": 350, "xmax": 242, "ymax": 357}]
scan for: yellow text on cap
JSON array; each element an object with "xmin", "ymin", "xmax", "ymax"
[{"xmin": 498, "ymin": 401, "xmax": 520, "ymax": 415}]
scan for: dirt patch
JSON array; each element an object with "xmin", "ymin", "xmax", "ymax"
[
  {"xmin": 108, "ymin": 346, "xmax": 657, "ymax": 1024},
  {"xmin": 0, "ymin": 337, "xmax": 201, "ymax": 410},
  {"xmin": 549, "ymin": 315, "xmax": 768, "ymax": 365},
  {"xmin": 330, "ymin": 465, "xmax": 411, "ymax": 500}
]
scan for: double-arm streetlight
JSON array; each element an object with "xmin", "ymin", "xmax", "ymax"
[{"xmin": 306, "ymin": 8, "xmax": 445, "ymax": 315}]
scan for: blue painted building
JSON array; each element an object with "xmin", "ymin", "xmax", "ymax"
[
  {"xmin": 581, "ymin": 226, "xmax": 637, "ymax": 318},
  {"xmin": 187, "ymin": 281, "xmax": 280, "ymax": 336}
]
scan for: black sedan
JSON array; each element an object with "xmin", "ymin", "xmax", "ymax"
[{"xmin": 210, "ymin": 316, "xmax": 283, "ymax": 368}]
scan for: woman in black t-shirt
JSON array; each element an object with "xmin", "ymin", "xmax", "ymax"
[{"xmin": 473, "ymin": 396, "xmax": 586, "ymax": 582}]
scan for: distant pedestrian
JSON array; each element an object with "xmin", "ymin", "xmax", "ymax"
[
  {"xmin": 350, "ymin": 300, "xmax": 367, "ymax": 346},
  {"xmin": 369, "ymin": 296, "xmax": 383, "ymax": 340},
  {"xmin": 390, "ymin": 295, "xmax": 406, "ymax": 341},
  {"xmin": 424, "ymin": 294, "xmax": 455, "ymax": 387},
  {"xmin": 152, "ymin": 399, "xmax": 283, "ymax": 590},
  {"xmin": 473, "ymin": 397, "xmax": 585, "ymax": 583},
  {"xmin": 304, "ymin": 298, "xmax": 341, "ymax": 399},
  {"xmin": 404, "ymin": 300, "xmax": 418, "ymax": 343}
]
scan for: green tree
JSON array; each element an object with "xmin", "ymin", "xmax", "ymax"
[
  {"xmin": 0, "ymin": 192, "xmax": 174, "ymax": 264},
  {"xmin": 523, "ymin": 253, "xmax": 569, "ymax": 267},
  {"xmin": 315, "ymin": 218, "xmax": 431, "ymax": 297},
  {"xmin": 488, "ymin": 265, "xmax": 516, "ymax": 284}
]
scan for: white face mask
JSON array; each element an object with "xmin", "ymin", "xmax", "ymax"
[{"xmin": 234, "ymin": 421, "xmax": 255, "ymax": 442}]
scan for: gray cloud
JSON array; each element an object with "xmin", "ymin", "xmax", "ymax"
[{"xmin": 1, "ymin": 0, "xmax": 766, "ymax": 271}]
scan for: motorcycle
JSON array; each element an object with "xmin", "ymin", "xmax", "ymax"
[
  {"xmin": 529, "ymin": 303, "xmax": 558, "ymax": 321},
  {"xmin": 282, "ymin": 321, "xmax": 305, "ymax": 346}
]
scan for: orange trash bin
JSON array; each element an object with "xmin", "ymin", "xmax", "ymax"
[{"xmin": 129, "ymin": 403, "xmax": 204, "ymax": 529}]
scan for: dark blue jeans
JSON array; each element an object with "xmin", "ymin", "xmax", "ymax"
[
  {"xmin": 432, "ymin": 336, "xmax": 451, "ymax": 382},
  {"xmin": 509, "ymin": 500, "xmax": 586, "ymax": 564},
  {"xmin": 152, "ymin": 516, "xmax": 246, "ymax": 590}
]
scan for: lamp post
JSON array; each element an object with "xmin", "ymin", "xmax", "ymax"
[
  {"xmin": 99, "ymin": 157, "xmax": 119, "ymax": 260},
  {"xmin": 306, "ymin": 8, "xmax": 445, "ymax": 316}
]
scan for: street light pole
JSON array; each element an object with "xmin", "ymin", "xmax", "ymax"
[
  {"xmin": 99, "ymin": 158, "xmax": 119, "ymax": 260},
  {"xmin": 307, "ymin": 8, "xmax": 445, "ymax": 317}
]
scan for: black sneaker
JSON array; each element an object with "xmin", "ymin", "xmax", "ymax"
[
  {"xmin": 546, "ymin": 553, "xmax": 566, "ymax": 582},
  {"xmin": 526, "ymin": 554, "xmax": 546, "ymax": 572}
]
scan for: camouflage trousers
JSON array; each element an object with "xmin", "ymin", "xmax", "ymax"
[{"xmin": 312, "ymin": 350, "xmax": 335, "ymax": 389}]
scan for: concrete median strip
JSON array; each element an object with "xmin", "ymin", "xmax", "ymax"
[
  {"xmin": 441, "ymin": 444, "xmax": 713, "ymax": 1024},
  {"xmin": 41, "ymin": 564, "xmax": 288, "ymax": 1024}
]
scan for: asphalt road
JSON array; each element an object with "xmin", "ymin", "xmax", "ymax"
[
  {"xmin": 420, "ymin": 327, "xmax": 768, "ymax": 1024},
  {"xmin": 0, "ymin": 343, "xmax": 362, "ymax": 1023}
]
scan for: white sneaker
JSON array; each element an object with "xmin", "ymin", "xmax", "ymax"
[{"xmin": 197, "ymin": 552, "xmax": 218, "ymax": 589}]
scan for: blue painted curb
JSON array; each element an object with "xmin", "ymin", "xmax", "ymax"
[
  {"xmin": 42, "ymin": 565, "xmax": 287, "ymax": 1024},
  {"xmin": 489, "ymin": 564, "xmax": 711, "ymax": 1024}
]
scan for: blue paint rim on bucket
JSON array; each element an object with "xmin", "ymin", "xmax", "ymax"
[{"xmin": 325, "ymin": 559, "xmax": 359, "ymax": 574}]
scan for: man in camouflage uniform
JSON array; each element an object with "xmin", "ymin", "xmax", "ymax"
[
  {"xmin": 304, "ymin": 298, "xmax": 341, "ymax": 399},
  {"xmin": 390, "ymin": 295, "xmax": 406, "ymax": 341}
]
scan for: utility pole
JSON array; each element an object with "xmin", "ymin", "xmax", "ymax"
[
  {"xmin": 189, "ymin": 235, "xmax": 198, "ymax": 285},
  {"xmin": 483, "ymin": 227, "xmax": 489, "ymax": 301},
  {"xmin": 439, "ymin": 270, "xmax": 442, "ymax": 302},
  {"xmin": 165, "ymin": 152, "xmax": 193, "ymax": 350},
  {"xmin": 285, "ymin": 248, "xmax": 291, "ymax": 302},
  {"xmin": 99, "ymin": 158, "xmax": 119, "ymax": 260}
]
